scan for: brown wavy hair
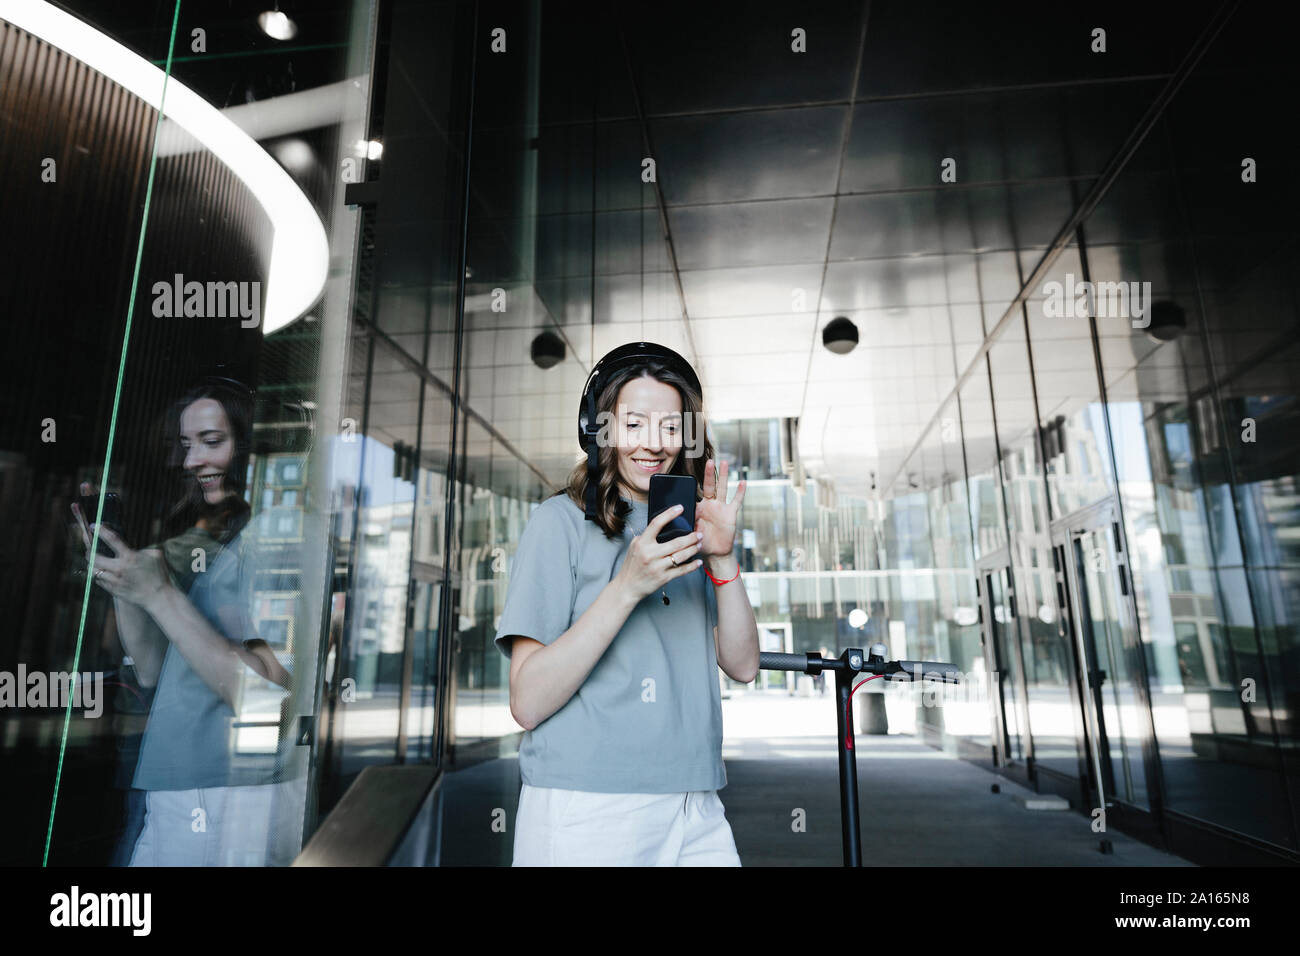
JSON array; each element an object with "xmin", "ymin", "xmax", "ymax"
[
  {"xmin": 161, "ymin": 378, "xmax": 254, "ymax": 543},
  {"xmin": 558, "ymin": 360, "xmax": 715, "ymax": 539}
]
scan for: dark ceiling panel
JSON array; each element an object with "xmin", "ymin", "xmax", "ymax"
[
  {"xmin": 624, "ymin": 0, "xmax": 865, "ymax": 115},
  {"xmin": 651, "ymin": 106, "xmax": 846, "ymax": 204},
  {"xmin": 856, "ymin": 0, "xmax": 1217, "ymax": 98},
  {"xmin": 668, "ymin": 198, "xmax": 835, "ymax": 271},
  {"xmin": 841, "ymin": 97, "xmax": 1006, "ymax": 193}
]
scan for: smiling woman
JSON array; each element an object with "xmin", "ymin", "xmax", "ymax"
[
  {"xmin": 493, "ymin": 342, "xmax": 757, "ymax": 866},
  {"xmin": 163, "ymin": 379, "xmax": 255, "ymax": 540},
  {"xmin": 569, "ymin": 354, "xmax": 716, "ymax": 538},
  {"xmin": 71, "ymin": 378, "xmax": 301, "ymax": 865}
]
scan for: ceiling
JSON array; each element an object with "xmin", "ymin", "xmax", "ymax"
[
  {"xmin": 441, "ymin": 0, "xmax": 1252, "ymax": 498},
  {"xmin": 47, "ymin": 0, "xmax": 1293, "ymax": 503}
]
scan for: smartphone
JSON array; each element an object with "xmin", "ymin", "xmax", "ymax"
[
  {"xmin": 76, "ymin": 492, "xmax": 123, "ymax": 557},
  {"xmin": 648, "ymin": 474, "xmax": 697, "ymax": 544}
]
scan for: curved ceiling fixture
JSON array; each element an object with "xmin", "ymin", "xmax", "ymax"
[{"xmin": 0, "ymin": 0, "xmax": 329, "ymax": 335}]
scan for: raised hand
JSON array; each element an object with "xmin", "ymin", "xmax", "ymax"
[{"xmin": 696, "ymin": 458, "xmax": 745, "ymax": 558}]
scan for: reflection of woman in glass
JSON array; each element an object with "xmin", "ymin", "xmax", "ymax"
[
  {"xmin": 72, "ymin": 379, "xmax": 296, "ymax": 866},
  {"xmin": 494, "ymin": 345, "xmax": 759, "ymax": 866}
]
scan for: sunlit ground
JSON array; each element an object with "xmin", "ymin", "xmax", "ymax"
[{"xmin": 220, "ymin": 680, "xmax": 1213, "ymax": 760}]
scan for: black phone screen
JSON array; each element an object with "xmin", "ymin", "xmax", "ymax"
[
  {"xmin": 648, "ymin": 474, "xmax": 697, "ymax": 544},
  {"xmin": 77, "ymin": 493, "xmax": 123, "ymax": 557}
]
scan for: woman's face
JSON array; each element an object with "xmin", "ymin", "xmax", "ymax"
[
  {"xmin": 613, "ymin": 374, "xmax": 684, "ymax": 503},
  {"xmin": 180, "ymin": 398, "xmax": 237, "ymax": 505}
]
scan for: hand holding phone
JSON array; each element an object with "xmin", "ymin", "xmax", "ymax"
[
  {"xmin": 71, "ymin": 482, "xmax": 123, "ymax": 558},
  {"xmin": 615, "ymin": 503, "xmax": 703, "ymax": 603}
]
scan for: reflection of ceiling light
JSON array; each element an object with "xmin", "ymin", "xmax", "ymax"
[
  {"xmin": 272, "ymin": 138, "xmax": 314, "ymax": 173},
  {"xmin": 4, "ymin": 1, "xmax": 329, "ymax": 335},
  {"xmin": 953, "ymin": 606, "xmax": 978, "ymax": 627},
  {"xmin": 848, "ymin": 608, "xmax": 868, "ymax": 629},
  {"xmin": 258, "ymin": 10, "xmax": 298, "ymax": 41},
  {"xmin": 353, "ymin": 138, "xmax": 382, "ymax": 160},
  {"xmin": 992, "ymin": 605, "xmax": 1009, "ymax": 623},
  {"xmin": 1037, "ymin": 604, "xmax": 1056, "ymax": 624}
]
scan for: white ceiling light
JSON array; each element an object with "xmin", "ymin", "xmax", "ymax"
[
  {"xmin": 1, "ymin": 1, "xmax": 328, "ymax": 335},
  {"xmin": 258, "ymin": 10, "xmax": 298, "ymax": 41},
  {"xmin": 847, "ymin": 607, "xmax": 868, "ymax": 629},
  {"xmin": 352, "ymin": 138, "xmax": 382, "ymax": 160},
  {"xmin": 272, "ymin": 138, "xmax": 315, "ymax": 174}
]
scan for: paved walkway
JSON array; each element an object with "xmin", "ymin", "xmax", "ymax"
[{"xmin": 433, "ymin": 691, "xmax": 1191, "ymax": 866}]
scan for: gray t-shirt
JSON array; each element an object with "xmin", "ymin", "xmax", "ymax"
[
  {"xmin": 494, "ymin": 492, "xmax": 725, "ymax": 794},
  {"xmin": 132, "ymin": 514, "xmax": 291, "ymax": 791}
]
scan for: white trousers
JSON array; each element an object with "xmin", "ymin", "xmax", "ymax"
[
  {"xmin": 127, "ymin": 780, "xmax": 305, "ymax": 867},
  {"xmin": 513, "ymin": 784, "xmax": 742, "ymax": 866}
]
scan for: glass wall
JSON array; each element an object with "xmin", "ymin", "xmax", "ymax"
[
  {"xmin": 0, "ymin": 0, "xmax": 377, "ymax": 864},
  {"xmin": 1074, "ymin": 10, "xmax": 1299, "ymax": 844},
  {"xmin": 876, "ymin": 0, "xmax": 1298, "ymax": 857}
]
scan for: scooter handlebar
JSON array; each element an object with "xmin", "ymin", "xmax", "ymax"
[
  {"xmin": 759, "ymin": 652, "xmax": 813, "ymax": 672},
  {"xmin": 758, "ymin": 651, "xmax": 961, "ymax": 683}
]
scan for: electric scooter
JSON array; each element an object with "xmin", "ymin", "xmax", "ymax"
[{"xmin": 758, "ymin": 645, "xmax": 961, "ymax": 866}]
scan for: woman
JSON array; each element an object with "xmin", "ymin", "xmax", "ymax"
[
  {"xmin": 72, "ymin": 378, "xmax": 299, "ymax": 866},
  {"xmin": 494, "ymin": 344, "xmax": 759, "ymax": 866}
]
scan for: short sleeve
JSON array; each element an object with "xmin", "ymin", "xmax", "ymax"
[{"xmin": 494, "ymin": 499, "xmax": 578, "ymax": 660}]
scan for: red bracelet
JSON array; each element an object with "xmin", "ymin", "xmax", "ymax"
[{"xmin": 703, "ymin": 562, "xmax": 740, "ymax": 586}]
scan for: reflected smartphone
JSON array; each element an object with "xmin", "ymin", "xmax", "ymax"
[
  {"xmin": 648, "ymin": 474, "xmax": 697, "ymax": 544},
  {"xmin": 76, "ymin": 492, "xmax": 123, "ymax": 557}
]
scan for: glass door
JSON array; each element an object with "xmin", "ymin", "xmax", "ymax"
[
  {"xmin": 402, "ymin": 575, "xmax": 442, "ymax": 763},
  {"xmin": 977, "ymin": 557, "xmax": 1025, "ymax": 766},
  {"xmin": 1053, "ymin": 501, "xmax": 1151, "ymax": 815}
]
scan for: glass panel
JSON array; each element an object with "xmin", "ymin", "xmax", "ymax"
[
  {"xmin": 911, "ymin": 397, "xmax": 986, "ymax": 747},
  {"xmin": 1085, "ymin": 39, "xmax": 1296, "ymax": 843},
  {"xmin": 405, "ymin": 580, "xmax": 442, "ymax": 763},
  {"xmin": 1073, "ymin": 525, "xmax": 1148, "ymax": 808},
  {"xmin": 959, "ymin": 357, "xmax": 1007, "ymax": 559},
  {"xmin": 332, "ymin": 347, "xmax": 422, "ymax": 781},
  {"xmin": 1173, "ymin": 21, "xmax": 1300, "ymax": 848},
  {"xmin": 986, "ymin": 567, "xmax": 1023, "ymax": 762},
  {"xmin": 1025, "ymin": 245, "xmax": 1117, "ymax": 518},
  {"xmin": 988, "ymin": 315, "xmax": 1070, "ymax": 774},
  {"xmin": 1, "ymin": 0, "xmax": 376, "ymax": 865}
]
